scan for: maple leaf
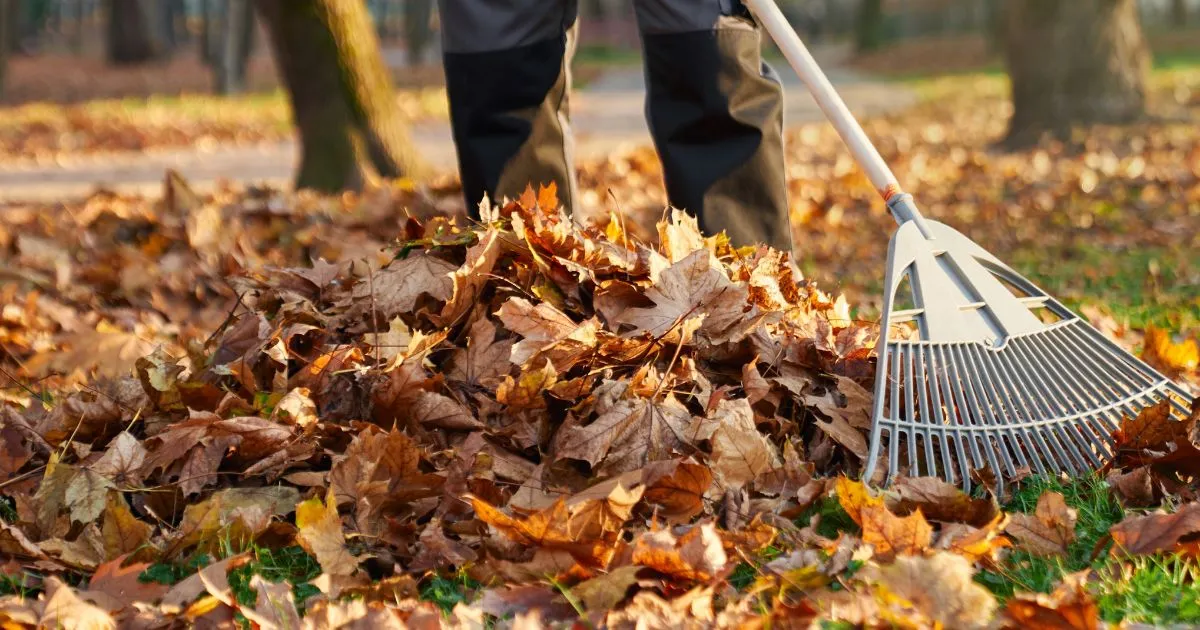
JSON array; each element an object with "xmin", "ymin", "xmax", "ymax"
[
  {"xmin": 641, "ymin": 459, "xmax": 713, "ymax": 524},
  {"xmin": 860, "ymin": 504, "xmax": 932, "ymax": 560},
  {"xmin": 865, "ymin": 552, "xmax": 997, "ymax": 630},
  {"xmin": 296, "ymin": 491, "xmax": 359, "ymax": 578},
  {"xmin": 39, "ymin": 576, "xmax": 117, "ymax": 630},
  {"xmin": 85, "ymin": 555, "xmax": 168, "ymax": 613},
  {"xmin": 934, "ymin": 514, "xmax": 1012, "ymax": 563},
  {"xmin": 891, "ymin": 476, "xmax": 1000, "ymax": 527},
  {"xmin": 630, "ymin": 522, "xmax": 728, "ymax": 583},
  {"xmin": 835, "ymin": 476, "xmax": 886, "ymax": 526},
  {"xmin": 99, "ymin": 493, "xmax": 153, "ymax": 561},
  {"xmin": 617, "ymin": 249, "xmax": 755, "ymax": 344},
  {"xmin": 328, "ymin": 427, "xmax": 442, "ymax": 536},
  {"xmin": 1107, "ymin": 501, "xmax": 1200, "ymax": 557},
  {"xmin": 446, "ymin": 316, "xmax": 514, "ymax": 389},
  {"xmin": 1112, "ymin": 399, "xmax": 1195, "ymax": 454},
  {"xmin": 240, "ymin": 575, "xmax": 302, "ymax": 630},
  {"xmin": 1005, "ymin": 491, "xmax": 1077, "ymax": 556},
  {"xmin": 411, "ymin": 391, "xmax": 483, "ymax": 430},
  {"xmin": 410, "ymin": 518, "xmax": 478, "ymax": 572},
  {"xmin": 495, "ymin": 297, "xmax": 599, "ymax": 372},
  {"xmin": 553, "ymin": 392, "xmax": 694, "ymax": 476},
  {"xmin": 685, "ymin": 398, "xmax": 780, "ymax": 488},
  {"xmin": 164, "ymin": 487, "xmax": 299, "ymax": 558},
  {"xmin": 1106, "ymin": 466, "xmax": 1156, "ymax": 508},
  {"xmin": 350, "ymin": 252, "xmax": 456, "ymax": 320},
  {"xmin": 90, "ymin": 432, "xmax": 147, "ymax": 487},
  {"xmin": 1142, "ymin": 326, "xmax": 1199, "ymax": 374},
  {"xmin": 471, "ymin": 478, "xmax": 644, "ymax": 567},
  {"xmin": 1004, "ymin": 570, "xmax": 1099, "ymax": 630},
  {"xmin": 434, "ymin": 228, "xmax": 502, "ymax": 327}
]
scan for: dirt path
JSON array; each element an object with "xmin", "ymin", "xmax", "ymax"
[{"xmin": 0, "ymin": 44, "xmax": 914, "ymax": 201}]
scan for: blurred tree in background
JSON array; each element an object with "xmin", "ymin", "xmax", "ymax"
[
  {"xmin": 856, "ymin": 0, "xmax": 885, "ymax": 52},
  {"xmin": 1003, "ymin": 0, "xmax": 1150, "ymax": 146},
  {"xmin": 257, "ymin": 0, "xmax": 425, "ymax": 191},
  {"xmin": 106, "ymin": 0, "xmax": 169, "ymax": 64},
  {"xmin": 0, "ymin": 0, "xmax": 10, "ymax": 96},
  {"xmin": 404, "ymin": 0, "xmax": 432, "ymax": 66}
]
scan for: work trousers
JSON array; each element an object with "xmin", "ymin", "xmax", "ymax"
[{"xmin": 437, "ymin": 0, "xmax": 793, "ymax": 251}]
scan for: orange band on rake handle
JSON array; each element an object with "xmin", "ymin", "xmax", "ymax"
[{"xmin": 881, "ymin": 184, "xmax": 902, "ymax": 202}]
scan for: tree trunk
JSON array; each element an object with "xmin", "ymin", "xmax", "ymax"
[
  {"xmin": 404, "ymin": 0, "xmax": 433, "ymax": 66},
  {"xmin": 1173, "ymin": 0, "xmax": 1188, "ymax": 26},
  {"xmin": 855, "ymin": 0, "xmax": 885, "ymax": 53},
  {"xmin": 256, "ymin": 0, "xmax": 425, "ymax": 192},
  {"xmin": 0, "ymin": 0, "xmax": 11, "ymax": 97},
  {"xmin": 213, "ymin": 0, "xmax": 252, "ymax": 94},
  {"xmin": 1002, "ymin": 0, "xmax": 1149, "ymax": 147},
  {"xmin": 107, "ymin": 0, "xmax": 160, "ymax": 63}
]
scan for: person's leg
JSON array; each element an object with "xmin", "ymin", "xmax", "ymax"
[
  {"xmin": 437, "ymin": 0, "xmax": 580, "ymax": 216},
  {"xmin": 633, "ymin": 0, "xmax": 792, "ymax": 252}
]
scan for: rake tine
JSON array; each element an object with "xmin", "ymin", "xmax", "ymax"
[
  {"xmin": 940, "ymin": 345, "xmax": 986, "ymax": 469},
  {"xmin": 976, "ymin": 344, "xmax": 1050, "ymax": 476},
  {"xmin": 1067, "ymin": 325, "xmax": 1192, "ymax": 415},
  {"xmin": 1007, "ymin": 339, "xmax": 1094, "ymax": 471},
  {"xmin": 888, "ymin": 344, "xmax": 903, "ymax": 483},
  {"xmin": 1049, "ymin": 326, "xmax": 1134, "ymax": 430},
  {"xmin": 925, "ymin": 348, "xmax": 960, "ymax": 486},
  {"xmin": 995, "ymin": 347, "xmax": 1082, "ymax": 475},
  {"xmin": 1018, "ymin": 337, "xmax": 1105, "ymax": 468},
  {"xmin": 915, "ymin": 346, "xmax": 938, "ymax": 477},
  {"xmin": 905, "ymin": 344, "xmax": 919, "ymax": 475},
  {"xmin": 950, "ymin": 344, "xmax": 1008, "ymax": 480},
  {"xmin": 1031, "ymin": 332, "xmax": 1118, "ymax": 454},
  {"xmin": 963, "ymin": 344, "xmax": 1027, "ymax": 476},
  {"xmin": 1059, "ymin": 326, "xmax": 1168, "ymax": 422},
  {"xmin": 933, "ymin": 345, "xmax": 977, "ymax": 487}
]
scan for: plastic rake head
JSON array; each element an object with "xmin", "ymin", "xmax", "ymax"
[{"xmin": 863, "ymin": 217, "xmax": 1193, "ymax": 493}]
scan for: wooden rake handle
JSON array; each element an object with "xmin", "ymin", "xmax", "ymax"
[{"xmin": 744, "ymin": 0, "xmax": 905, "ymax": 203}]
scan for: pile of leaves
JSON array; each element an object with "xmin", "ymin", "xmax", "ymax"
[
  {"xmin": 0, "ymin": 178, "xmax": 1198, "ymax": 627},
  {"xmin": 1, "ymin": 67, "xmax": 1199, "ymax": 626}
]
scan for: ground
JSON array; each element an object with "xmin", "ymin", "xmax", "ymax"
[{"xmin": 0, "ymin": 36, "xmax": 1199, "ymax": 629}]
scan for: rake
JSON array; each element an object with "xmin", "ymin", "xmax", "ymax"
[{"xmin": 745, "ymin": 0, "xmax": 1195, "ymax": 491}]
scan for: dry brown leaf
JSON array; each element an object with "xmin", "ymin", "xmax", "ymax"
[
  {"xmin": 1106, "ymin": 465, "xmax": 1156, "ymax": 508},
  {"xmin": 891, "ymin": 476, "xmax": 1000, "ymax": 527},
  {"xmin": 240, "ymin": 575, "xmax": 302, "ymax": 630},
  {"xmin": 686, "ymin": 398, "xmax": 779, "ymax": 488},
  {"xmin": 296, "ymin": 491, "xmax": 358, "ymax": 578},
  {"xmin": 89, "ymin": 432, "xmax": 146, "ymax": 487},
  {"xmin": 99, "ymin": 493, "xmax": 152, "ymax": 561},
  {"xmin": 40, "ymin": 576, "xmax": 117, "ymax": 630},
  {"xmin": 352, "ymin": 252, "xmax": 457, "ymax": 318},
  {"xmin": 85, "ymin": 555, "xmax": 168, "ymax": 612},
  {"xmin": 1003, "ymin": 571, "xmax": 1099, "ymax": 630},
  {"xmin": 630, "ymin": 522, "xmax": 728, "ymax": 583},
  {"xmin": 618, "ymin": 249, "xmax": 753, "ymax": 344},
  {"xmin": 554, "ymin": 393, "xmax": 694, "ymax": 476},
  {"xmin": 1005, "ymin": 491, "xmax": 1076, "ymax": 556},
  {"xmin": 641, "ymin": 460, "xmax": 713, "ymax": 524},
  {"xmin": 1107, "ymin": 501, "xmax": 1200, "ymax": 556},
  {"xmin": 867, "ymin": 552, "xmax": 997, "ymax": 630},
  {"xmin": 860, "ymin": 503, "xmax": 932, "ymax": 560},
  {"xmin": 1112, "ymin": 400, "xmax": 1194, "ymax": 453}
]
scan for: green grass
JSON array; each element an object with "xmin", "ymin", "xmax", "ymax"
[
  {"xmin": 1011, "ymin": 244, "xmax": 1200, "ymax": 332},
  {"xmin": 227, "ymin": 546, "xmax": 322, "ymax": 612},
  {"xmin": 1096, "ymin": 555, "xmax": 1200, "ymax": 625},
  {"xmin": 419, "ymin": 570, "xmax": 481, "ymax": 613},
  {"xmin": 977, "ymin": 474, "xmax": 1125, "ymax": 600}
]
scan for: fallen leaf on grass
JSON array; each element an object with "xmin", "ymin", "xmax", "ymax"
[
  {"xmin": 866, "ymin": 552, "xmax": 996, "ymax": 630},
  {"xmin": 1107, "ymin": 501, "xmax": 1200, "ymax": 557},
  {"xmin": 240, "ymin": 575, "xmax": 302, "ymax": 630},
  {"xmin": 85, "ymin": 555, "xmax": 168, "ymax": 613},
  {"xmin": 891, "ymin": 476, "xmax": 1000, "ymax": 527},
  {"xmin": 1005, "ymin": 491, "xmax": 1076, "ymax": 556},
  {"xmin": 860, "ymin": 503, "xmax": 932, "ymax": 560},
  {"xmin": 1003, "ymin": 571, "xmax": 1099, "ymax": 630},
  {"xmin": 1142, "ymin": 326, "xmax": 1199, "ymax": 374},
  {"xmin": 296, "ymin": 491, "xmax": 358, "ymax": 577}
]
